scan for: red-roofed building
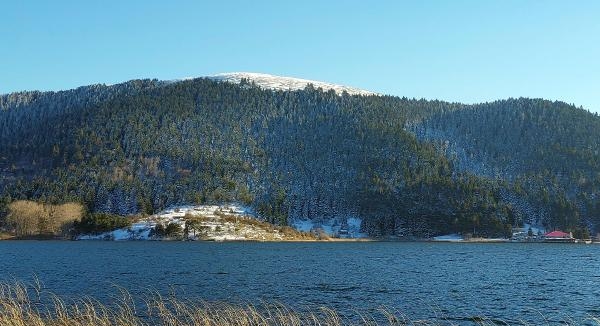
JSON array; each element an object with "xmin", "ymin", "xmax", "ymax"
[{"xmin": 544, "ymin": 230, "xmax": 575, "ymax": 243}]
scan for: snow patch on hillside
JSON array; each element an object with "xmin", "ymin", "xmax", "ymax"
[
  {"xmin": 208, "ymin": 72, "xmax": 377, "ymax": 96},
  {"xmin": 78, "ymin": 203, "xmax": 368, "ymax": 241},
  {"xmin": 291, "ymin": 216, "xmax": 367, "ymax": 238},
  {"xmin": 77, "ymin": 204, "xmax": 279, "ymax": 241},
  {"xmin": 522, "ymin": 224, "xmax": 546, "ymax": 235},
  {"xmin": 433, "ymin": 234, "xmax": 464, "ymax": 242},
  {"xmin": 511, "ymin": 223, "xmax": 546, "ymax": 240}
]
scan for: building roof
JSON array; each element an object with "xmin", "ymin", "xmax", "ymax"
[{"xmin": 545, "ymin": 230, "xmax": 571, "ymax": 238}]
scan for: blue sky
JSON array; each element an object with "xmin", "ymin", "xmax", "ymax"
[{"xmin": 2, "ymin": 0, "xmax": 599, "ymax": 113}]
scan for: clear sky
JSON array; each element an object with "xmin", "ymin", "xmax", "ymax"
[{"xmin": 2, "ymin": 0, "xmax": 599, "ymax": 113}]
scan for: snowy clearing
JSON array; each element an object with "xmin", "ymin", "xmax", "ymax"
[
  {"xmin": 207, "ymin": 72, "xmax": 377, "ymax": 96},
  {"xmin": 77, "ymin": 204, "xmax": 311, "ymax": 241},
  {"xmin": 291, "ymin": 216, "xmax": 367, "ymax": 239},
  {"xmin": 433, "ymin": 234, "xmax": 464, "ymax": 242}
]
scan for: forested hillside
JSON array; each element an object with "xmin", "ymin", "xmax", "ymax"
[
  {"xmin": 410, "ymin": 99, "xmax": 600, "ymax": 234},
  {"xmin": 1, "ymin": 77, "xmax": 598, "ymax": 237}
]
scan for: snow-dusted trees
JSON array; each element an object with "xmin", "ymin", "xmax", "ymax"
[
  {"xmin": 409, "ymin": 98, "xmax": 600, "ymax": 232},
  {"xmin": 1, "ymin": 79, "xmax": 599, "ymax": 237}
]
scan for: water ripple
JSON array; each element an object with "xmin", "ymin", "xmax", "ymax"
[{"xmin": 1, "ymin": 241, "xmax": 598, "ymax": 324}]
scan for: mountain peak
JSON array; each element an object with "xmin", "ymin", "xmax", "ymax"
[{"xmin": 207, "ymin": 72, "xmax": 377, "ymax": 96}]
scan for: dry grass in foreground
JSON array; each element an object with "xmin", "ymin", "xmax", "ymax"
[{"xmin": 1, "ymin": 282, "xmax": 600, "ymax": 326}]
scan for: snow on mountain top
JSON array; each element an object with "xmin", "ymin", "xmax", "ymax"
[{"xmin": 207, "ymin": 72, "xmax": 377, "ymax": 96}]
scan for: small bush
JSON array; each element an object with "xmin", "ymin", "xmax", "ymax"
[
  {"xmin": 165, "ymin": 222, "xmax": 182, "ymax": 237},
  {"xmin": 152, "ymin": 222, "xmax": 182, "ymax": 238},
  {"xmin": 73, "ymin": 213, "xmax": 131, "ymax": 235}
]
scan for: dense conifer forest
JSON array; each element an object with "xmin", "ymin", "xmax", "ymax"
[{"xmin": 1, "ymin": 77, "xmax": 599, "ymax": 237}]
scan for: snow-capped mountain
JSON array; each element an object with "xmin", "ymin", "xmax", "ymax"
[{"xmin": 207, "ymin": 72, "xmax": 377, "ymax": 96}]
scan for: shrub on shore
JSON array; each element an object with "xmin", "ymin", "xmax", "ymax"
[
  {"xmin": 73, "ymin": 212, "xmax": 131, "ymax": 235},
  {"xmin": 4, "ymin": 200, "xmax": 84, "ymax": 238}
]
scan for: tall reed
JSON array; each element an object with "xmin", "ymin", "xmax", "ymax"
[{"xmin": 0, "ymin": 281, "xmax": 597, "ymax": 326}]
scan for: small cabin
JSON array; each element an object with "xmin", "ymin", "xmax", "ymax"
[{"xmin": 543, "ymin": 230, "xmax": 575, "ymax": 243}]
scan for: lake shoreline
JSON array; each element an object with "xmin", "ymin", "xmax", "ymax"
[{"xmin": 2, "ymin": 235, "xmax": 596, "ymax": 244}]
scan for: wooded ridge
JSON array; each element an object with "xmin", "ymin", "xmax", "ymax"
[{"xmin": 1, "ymin": 76, "xmax": 598, "ymax": 238}]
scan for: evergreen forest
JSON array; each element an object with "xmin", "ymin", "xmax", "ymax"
[{"xmin": 1, "ymin": 78, "xmax": 599, "ymax": 238}]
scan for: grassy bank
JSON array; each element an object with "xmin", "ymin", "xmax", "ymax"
[{"xmin": 1, "ymin": 282, "xmax": 598, "ymax": 326}]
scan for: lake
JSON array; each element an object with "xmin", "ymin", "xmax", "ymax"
[{"xmin": 1, "ymin": 241, "xmax": 600, "ymax": 325}]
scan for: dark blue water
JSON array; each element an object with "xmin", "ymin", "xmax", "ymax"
[{"xmin": 2, "ymin": 241, "xmax": 600, "ymax": 324}]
